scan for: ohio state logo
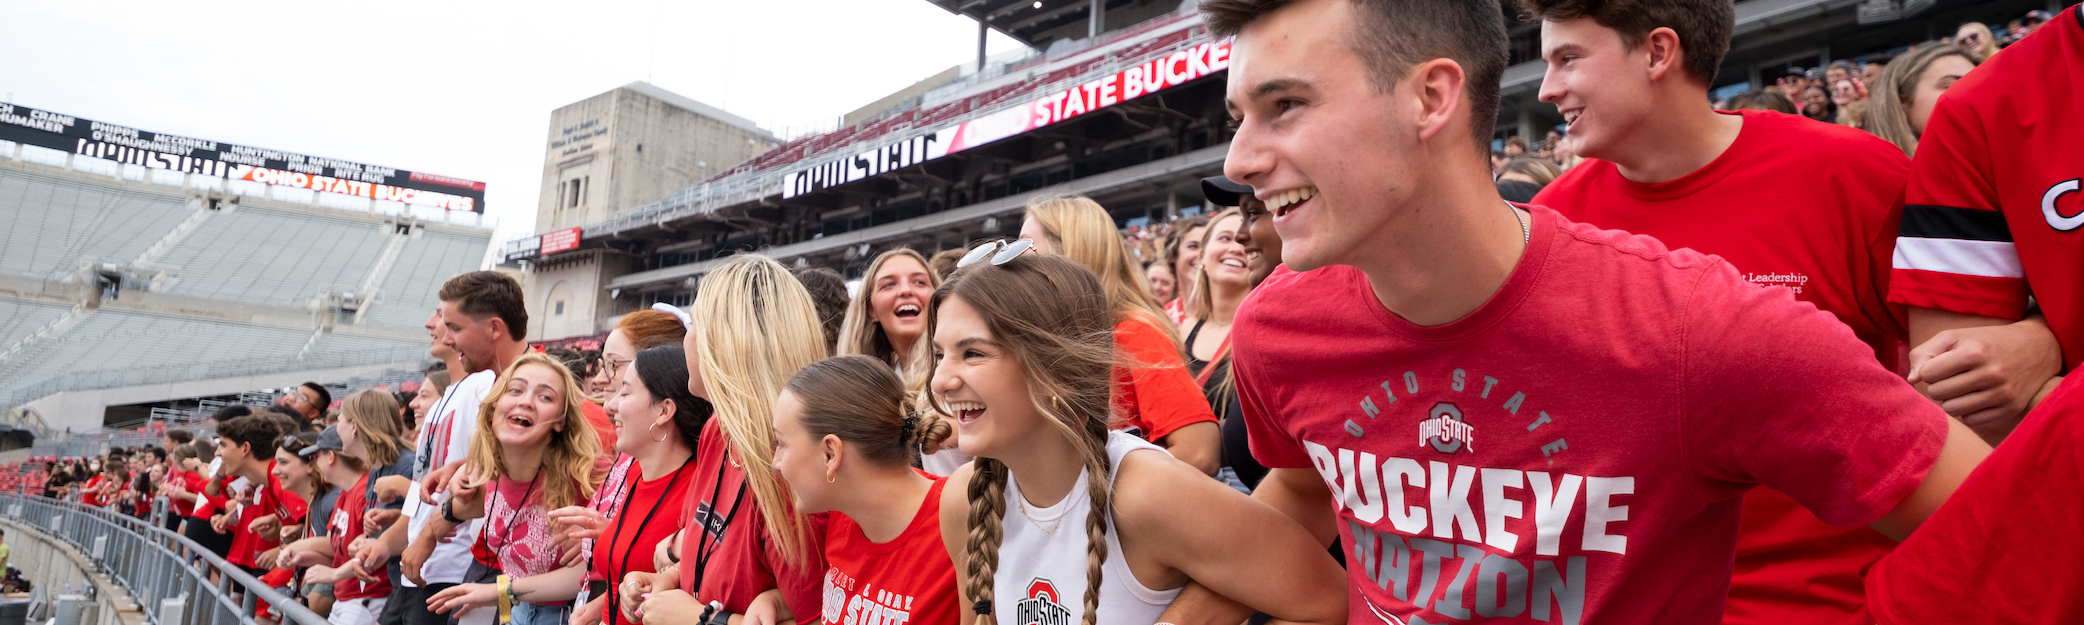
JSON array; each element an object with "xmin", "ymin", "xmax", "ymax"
[
  {"xmin": 1015, "ymin": 578, "xmax": 1074, "ymax": 625},
  {"xmin": 1418, "ymin": 402, "xmax": 1474, "ymax": 454},
  {"xmin": 2046, "ymin": 178, "xmax": 2082, "ymax": 231}
]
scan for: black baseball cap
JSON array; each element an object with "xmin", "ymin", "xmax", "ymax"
[
  {"xmin": 1201, "ymin": 176, "xmax": 1254, "ymax": 207},
  {"xmin": 302, "ymin": 426, "xmax": 345, "ymax": 457},
  {"xmin": 1782, "ymin": 66, "xmax": 1810, "ymax": 78},
  {"xmin": 2024, "ymin": 10, "xmax": 2052, "ymax": 24}
]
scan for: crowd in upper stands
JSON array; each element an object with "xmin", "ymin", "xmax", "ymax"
[{"xmin": 1, "ymin": 1, "xmax": 2081, "ymax": 624}]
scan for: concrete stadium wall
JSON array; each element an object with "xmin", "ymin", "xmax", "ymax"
[{"xmin": 0, "ymin": 516, "xmax": 148, "ymax": 625}]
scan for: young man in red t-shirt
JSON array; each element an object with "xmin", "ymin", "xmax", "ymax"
[
  {"xmin": 213, "ymin": 416, "xmax": 287, "ymax": 577},
  {"xmin": 1155, "ymin": 1, "xmax": 1991, "ymax": 624},
  {"xmin": 1520, "ymin": 0, "xmax": 1912, "ymax": 621},
  {"xmin": 1886, "ymin": 4, "xmax": 2082, "ymax": 446}
]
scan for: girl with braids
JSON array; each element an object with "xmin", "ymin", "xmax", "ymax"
[
  {"xmin": 546, "ymin": 345, "xmax": 711, "ymax": 625},
  {"xmin": 621, "ymin": 255, "xmax": 829, "ymax": 625},
  {"xmin": 927, "ymin": 250, "xmax": 1346, "ymax": 625},
  {"xmin": 424, "ymin": 353, "xmax": 603, "ymax": 625},
  {"xmin": 752, "ymin": 355, "xmax": 964, "ymax": 624},
  {"xmin": 1020, "ymin": 194, "xmax": 1222, "ymax": 476}
]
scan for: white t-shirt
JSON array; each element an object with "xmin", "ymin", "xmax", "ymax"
[{"xmin": 400, "ymin": 368, "xmax": 493, "ymax": 587}]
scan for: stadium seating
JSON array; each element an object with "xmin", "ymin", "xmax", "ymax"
[
  {"xmin": 363, "ymin": 228, "xmax": 489, "ymax": 329},
  {"xmin": 154, "ymin": 205, "xmax": 394, "ymax": 306},
  {"xmin": 0, "ymin": 296, "xmax": 74, "ymax": 351},
  {"xmin": 0, "ymin": 167, "xmax": 192, "ymax": 279}
]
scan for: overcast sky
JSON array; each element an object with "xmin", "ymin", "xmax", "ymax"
[{"xmin": 0, "ymin": 0, "xmax": 1024, "ymax": 263}]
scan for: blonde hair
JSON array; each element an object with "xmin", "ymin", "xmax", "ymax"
[
  {"xmin": 340, "ymin": 389, "xmax": 405, "ymax": 468},
  {"xmin": 467, "ymin": 353, "xmax": 603, "ymax": 515},
  {"xmin": 925, "ymin": 253, "xmax": 1116, "ymax": 625},
  {"xmin": 1186, "ymin": 208, "xmax": 1245, "ymax": 324},
  {"xmin": 691, "ymin": 254, "xmax": 827, "ymax": 564},
  {"xmin": 837, "ymin": 248, "xmax": 938, "ymax": 373},
  {"xmin": 1857, "ymin": 43, "xmax": 1978, "ymax": 156},
  {"xmin": 1024, "ymin": 194, "xmax": 1181, "ymax": 347},
  {"xmin": 1957, "ymin": 22, "xmax": 1999, "ymax": 60}
]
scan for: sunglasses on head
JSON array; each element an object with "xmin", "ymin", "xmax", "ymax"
[{"xmin": 957, "ymin": 238, "xmax": 1036, "ymax": 268}]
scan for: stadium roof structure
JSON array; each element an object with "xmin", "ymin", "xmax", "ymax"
[{"xmin": 924, "ymin": 0, "xmax": 1185, "ymax": 49}]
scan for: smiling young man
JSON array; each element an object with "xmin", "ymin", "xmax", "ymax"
[
  {"xmin": 358, "ymin": 271, "xmax": 527, "ymax": 625},
  {"xmin": 1518, "ymin": 1, "xmax": 1919, "ymax": 621},
  {"xmin": 1163, "ymin": 0, "xmax": 1992, "ymax": 623}
]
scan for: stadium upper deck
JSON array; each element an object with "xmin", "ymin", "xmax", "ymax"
[{"xmin": 0, "ymin": 124, "xmax": 493, "ymax": 434}]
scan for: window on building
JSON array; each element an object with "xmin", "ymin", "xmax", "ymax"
[{"xmin": 554, "ymin": 300, "xmax": 565, "ymax": 315}]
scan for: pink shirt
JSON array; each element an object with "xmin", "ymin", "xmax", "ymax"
[{"xmin": 1231, "ymin": 207, "xmax": 1947, "ymax": 624}]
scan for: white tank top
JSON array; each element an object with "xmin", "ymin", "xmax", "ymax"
[{"xmin": 993, "ymin": 431, "xmax": 1180, "ymax": 625}]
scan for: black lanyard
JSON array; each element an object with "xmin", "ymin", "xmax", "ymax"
[
  {"xmin": 602, "ymin": 455, "xmax": 693, "ymax": 623},
  {"xmin": 487, "ymin": 474, "xmax": 542, "ymax": 559},
  {"xmin": 689, "ymin": 454, "xmax": 748, "ymax": 596}
]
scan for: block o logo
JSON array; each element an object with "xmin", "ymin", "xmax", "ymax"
[{"xmin": 1418, "ymin": 402, "xmax": 1475, "ymax": 454}]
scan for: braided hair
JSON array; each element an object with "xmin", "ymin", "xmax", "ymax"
[{"xmin": 928, "ymin": 253, "xmax": 1118, "ymax": 625}]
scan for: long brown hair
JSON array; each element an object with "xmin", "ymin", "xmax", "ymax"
[
  {"xmin": 926, "ymin": 253, "xmax": 1116, "ymax": 625},
  {"xmin": 784, "ymin": 355, "xmax": 953, "ymax": 466},
  {"xmin": 340, "ymin": 389, "xmax": 406, "ymax": 468},
  {"xmin": 467, "ymin": 353, "xmax": 603, "ymax": 515}
]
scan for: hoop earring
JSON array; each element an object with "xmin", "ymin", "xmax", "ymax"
[
  {"xmin": 825, "ymin": 473, "xmax": 836, "ymax": 483},
  {"xmin": 649, "ymin": 421, "xmax": 668, "ymax": 443}
]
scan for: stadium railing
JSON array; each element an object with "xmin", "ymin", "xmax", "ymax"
[{"xmin": 0, "ymin": 493, "xmax": 328, "ymax": 625}]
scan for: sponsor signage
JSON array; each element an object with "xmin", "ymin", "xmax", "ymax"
[
  {"xmin": 502, "ymin": 236, "xmax": 542, "ymax": 262},
  {"xmin": 783, "ymin": 39, "xmax": 1231, "ymax": 199},
  {"xmin": 540, "ymin": 227, "xmax": 582, "ymax": 255},
  {"xmin": 0, "ymin": 102, "xmax": 487, "ymax": 212}
]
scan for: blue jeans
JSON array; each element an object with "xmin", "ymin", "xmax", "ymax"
[{"xmin": 510, "ymin": 601, "xmax": 570, "ymax": 625}]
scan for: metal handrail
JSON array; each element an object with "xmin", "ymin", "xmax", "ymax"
[{"xmin": 0, "ymin": 493, "xmax": 329, "ymax": 625}]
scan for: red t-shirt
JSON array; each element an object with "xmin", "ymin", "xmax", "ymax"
[
  {"xmin": 229, "ymin": 463, "xmax": 283, "ymax": 567},
  {"xmin": 1113, "ymin": 316, "xmax": 1217, "ymax": 442},
  {"xmin": 166, "ymin": 470, "xmax": 197, "ymax": 517},
  {"xmin": 187, "ymin": 473, "xmax": 221, "ymax": 520},
  {"xmin": 1534, "ymin": 108, "xmax": 1910, "ymax": 625},
  {"xmin": 81, "ymin": 475, "xmax": 105, "ymax": 507},
  {"xmin": 1231, "ymin": 208, "xmax": 1948, "ymax": 625},
  {"xmin": 817, "ymin": 477, "xmax": 957, "ymax": 625},
  {"xmin": 1887, "ymin": 4, "xmax": 2084, "ymax": 371},
  {"xmin": 1866, "ymin": 373, "xmax": 2084, "ymax": 624},
  {"xmin": 330, "ymin": 473, "xmax": 391, "ymax": 600},
  {"xmin": 592, "ymin": 456, "xmax": 698, "ymax": 625},
  {"xmin": 583, "ymin": 401, "xmax": 619, "ymax": 465},
  {"xmin": 676, "ymin": 419, "xmax": 826, "ymax": 616}
]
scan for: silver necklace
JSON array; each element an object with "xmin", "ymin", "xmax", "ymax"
[
  {"xmin": 1015, "ymin": 495, "xmax": 1063, "ymax": 535},
  {"xmin": 1508, "ymin": 202, "xmax": 1529, "ymax": 243}
]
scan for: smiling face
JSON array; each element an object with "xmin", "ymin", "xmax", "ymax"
[
  {"xmin": 869, "ymin": 256, "xmax": 934, "ymax": 349},
  {"xmin": 593, "ymin": 329, "xmax": 636, "ymax": 396},
  {"xmin": 1536, "ymin": 19, "xmax": 1659, "ymax": 165},
  {"xmin": 492, "ymin": 363, "xmax": 569, "ymax": 449},
  {"xmin": 1908, "ymin": 54, "xmax": 1975, "ymax": 134},
  {"xmin": 929, "ymin": 295, "xmax": 1044, "ymax": 457},
  {"xmin": 1804, "ymin": 87, "xmax": 1830, "ymax": 116},
  {"xmin": 1199, "ymin": 214, "xmax": 1250, "ymax": 289},
  {"xmin": 1237, "ymin": 196, "xmax": 1284, "ymax": 286},
  {"xmin": 1223, "ymin": 0, "xmax": 1429, "ymax": 272},
  {"xmin": 1144, "ymin": 262, "xmax": 1175, "ymax": 302},
  {"xmin": 1831, "ymin": 80, "xmax": 1857, "ymax": 106},
  {"xmin": 1172, "ymin": 224, "xmax": 1208, "ymax": 289},
  {"xmin": 770, "ymin": 390, "xmax": 837, "ymax": 513},
  {"xmin": 440, "ymin": 301, "xmax": 501, "ymax": 373},
  {"xmin": 410, "ymin": 377, "xmax": 441, "ymax": 422},
  {"xmin": 605, "ymin": 365, "xmax": 664, "ymax": 456},
  {"xmin": 425, "ymin": 309, "xmax": 459, "ymax": 364},
  {"xmin": 272, "ymin": 448, "xmax": 310, "ymax": 489}
]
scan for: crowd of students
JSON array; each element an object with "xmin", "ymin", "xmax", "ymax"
[{"xmin": 9, "ymin": 0, "xmax": 2081, "ymax": 623}]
